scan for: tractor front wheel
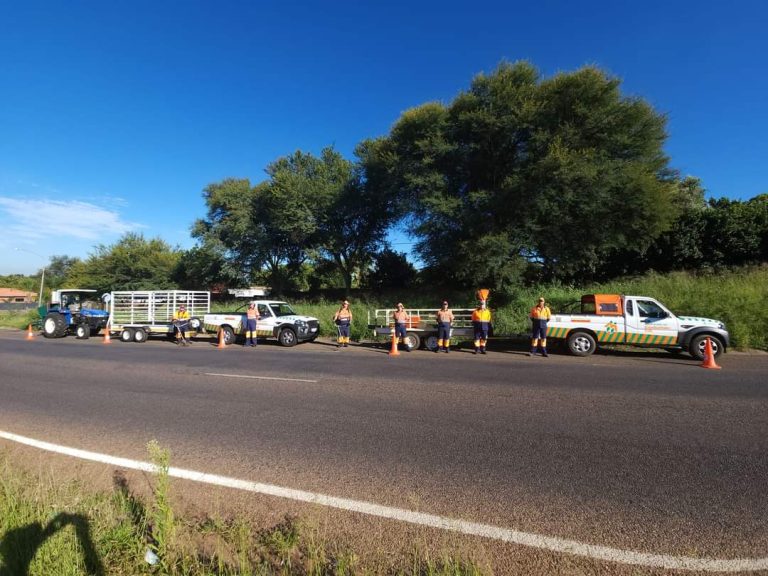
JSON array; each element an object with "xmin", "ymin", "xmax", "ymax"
[{"xmin": 43, "ymin": 313, "xmax": 67, "ymax": 338}]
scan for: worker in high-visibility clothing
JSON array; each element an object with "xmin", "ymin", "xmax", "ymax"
[
  {"xmin": 529, "ymin": 297, "xmax": 552, "ymax": 357},
  {"xmin": 245, "ymin": 302, "xmax": 259, "ymax": 347},
  {"xmin": 471, "ymin": 299, "xmax": 492, "ymax": 355},
  {"xmin": 172, "ymin": 304, "xmax": 191, "ymax": 346},
  {"xmin": 435, "ymin": 300, "xmax": 454, "ymax": 353},
  {"xmin": 333, "ymin": 300, "xmax": 353, "ymax": 348}
]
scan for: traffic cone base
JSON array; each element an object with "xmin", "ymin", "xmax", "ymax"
[
  {"xmin": 26, "ymin": 324, "xmax": 35, "ymax": 340},
  {"xmin": 388, "ymin": 329, "xmax": 400, "ymax": 356},
  {"xmin": 700, "ymin": 337, "xmax": 721, "ymax": 370},
  {"xmin": 103, "ymin": 326, "xmax": 111, "ymax": 344}
]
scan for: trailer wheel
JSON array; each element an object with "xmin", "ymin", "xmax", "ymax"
[
  {"xmin": 133, "ymin": 328, "xmax": 148, "ymax": 343},
  {"xmin": 43, "ymin": 313, "xmax": 67, "ymax": 338},
  {"xmin": 120, "ymin": 328, "xmax": 135, "ymax": 343},
  {"xmin": 425, "ymin": 335, "xmax": 439, "ymax": 351},
  {"xmin": 278, "ymin": 327, "xmax": 297, "ymax": 347},
  {"xmin": 404, "ymin": 332, "xmax": 421, "ymax": 351},
  {"xmin": 566, "ymin": 331, "xmax": 596, "ymax": 357},
  {"xmin": 189, "ymin": 316, "xmax": 202, "ymax": 331},
  {"xmin": 689, "ymin": 334, "xmax": 723, "ymax": 361},
  {"xmin": 75, "ymin": 324, "xmax": 91, "ymax": 339}
]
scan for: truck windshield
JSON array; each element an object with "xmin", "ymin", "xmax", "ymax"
[{"xmin": 270, "ymin": 303, "xmax": 296, "ymax": 317}]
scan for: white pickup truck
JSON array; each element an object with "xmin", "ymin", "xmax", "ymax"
[
  {"xmin": 548, "ymin": 294, "xmax": 729, "ymax": 360},
  {"xmin": 203, "ymin": 300, "xmax": 320, "ymax": 346}
]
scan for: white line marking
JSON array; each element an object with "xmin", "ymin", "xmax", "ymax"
[
  {"xmin": 1, "ymin": 430, "xmax": 765, "ymax": 573},
  {"xmin": 204, "ymin": 372, "xmax": 318, "ymax": 383}
]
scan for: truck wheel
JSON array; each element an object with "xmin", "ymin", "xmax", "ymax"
[
  {"xmin": 425, "ymin": 335, "xmax": 439, "ymax": 351},
  {"xmin": 43, "ymin": 313, "xmax": 67, "ymax": 338},
  {"xmin": 689, "ymin": 334, "xmax": 723, "ymax": 361},
  {"xmin": 120, "ymin": 328, "xmax": 135, "ymax": 342},
  {"xmin": 221, "ymin": 326, "xmax": 236, "ymax": 345},
  {"xmin": 404, "ymin": 332, "xmax": 421, "ymax": 351},
  {"xmin": 567, "ymin": 331, "xmax": 596, "ymax": 357},
  {"xmin": 133, "ymin": 328, "xmax": 148, "ymax": 343},
  {"xmin": 75, "ymin": 324, "xmax": 91, "ymax": 339},
  {"xmin": 278, "ymin": 328, "xmax": 297, "ymax": 347}
]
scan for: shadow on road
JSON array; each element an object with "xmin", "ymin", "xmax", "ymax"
[{"xmin": 0, "ymin": 512, "xmax": 104, "ymax": 576}]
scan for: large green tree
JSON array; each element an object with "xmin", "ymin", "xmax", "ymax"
[
  {"xmin": 65, "ymin": 233, "xmax": 181, "ymax": 292},
  {"xmin": 194, "ymin": 147, "xmax": 397, "ymax": 293},
  {"xmin": 364, "ymin": 61, "xmax": 677, "ymax": 286}
]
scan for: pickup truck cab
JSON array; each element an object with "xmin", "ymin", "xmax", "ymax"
[
  {"xmin": 548, "ymin": 294, "xmax": 729, "ymax": 360},
  {"xmin": 203, "ymin": 300, "xmax": 320, "ymax": 346}
]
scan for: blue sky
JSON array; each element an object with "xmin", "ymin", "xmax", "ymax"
[{"xmin": 1, "ymin": 0, "xmax": 766, "ymax": 274}]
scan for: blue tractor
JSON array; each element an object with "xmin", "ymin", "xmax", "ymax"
[{"xmin": 41, "ymin": 289, "xmax": 110, "ymax": 339}]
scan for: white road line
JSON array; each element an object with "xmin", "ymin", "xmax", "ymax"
[
  {"xmin": 1, "ymin": 430, "xmax": 766, "ymax": 573},
  {"xmin": 204, "ymin": 372, "xmax": 318, "ymax": 383}
]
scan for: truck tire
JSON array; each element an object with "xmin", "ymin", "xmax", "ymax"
[
  {"xmin": 43, "ymin": 313, "xmax": 67, "ymax": 338},
  {"xmin": 689, "ymin": 334, "xmax": 723, "ymax": 361},
  {"xmin": 75, "ymin": 324, "xmax": 91, "ymax": 339},
  {"xmin": 278, "ymin": 327, "xmax": 297, "ymax": 347},
  {"xmin": 220, "ymin": 325, "xmax": 236, "ymax": 345},
  {"xmin": 404, "ymin": 332, "xmax": 421, "ymax": 351},
  {"xmin": 133, "ymin": 328, "xmax": 148, "ymax": 343},
  {"xmin": 120, "ymin": 328, "xmax": 135, "ymax": 343},
  {"xmin": 567, "ymin": 331, "xmax": 596, "ymax": 357}
]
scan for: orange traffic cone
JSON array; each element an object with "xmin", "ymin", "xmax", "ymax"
[
  {"xmin": 700, "ymin": 337, "xmax": 721, "ymax": 370},
  {"xmin": 103, "ymin": 325, "xmax": 111, "ymax": 344},
  {"xmin": 217, "ymin": 328, "xmax": 227, "ymax": 349},
  {"xmin": 388, "ymin": 327, "xmax": 400, "ymax": 356},
  {"xmin": 26, "ymin": 324, "xmax": 35, "ymax": 340}
]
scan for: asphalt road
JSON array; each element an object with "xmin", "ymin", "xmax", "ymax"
[{"xmin": 1, "ymin": 330, "xmax": 767, "ymax": 572}]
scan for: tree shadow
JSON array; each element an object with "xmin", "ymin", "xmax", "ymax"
[{"xmin": 0, "ymin": 512, "xmax": 104, "ymax": 576}]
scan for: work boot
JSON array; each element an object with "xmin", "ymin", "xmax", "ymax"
[
  {"xmin": 444, "ymin": 347, "xmax": 449, "ymax": 353},
  {"xmin": 474, "ymin": 348, "xmax": 479, "ymax": 355},
  {"xmin": 480, "ymin": 348, "xmax": 486, "ymax": 354},
  {"xmin": 542, "ymin": 349, "xmax": 548, "ymax": 357},
  {"xmin": 434, "ymin": 347, "xmax": 439, "ymax": 353}
]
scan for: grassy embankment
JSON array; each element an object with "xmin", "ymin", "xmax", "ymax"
[
  {"xmin": 292, "ymin": 266, "xmax": 768, "ymax": 351},
  {"xmin": 1, "ymin": 266, "xmax": 765, "ymax": 350},
  {"xmin": 0, "ymin": 444, "xmax": 485, "ymax": 575}
]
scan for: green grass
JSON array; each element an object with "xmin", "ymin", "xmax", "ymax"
[
  {"xmin": 285, "ymin": 266, "xmax": 768, "ymax": 351},
  {"xmin": 3, "ymin": 265, "xmax": 766, "ymax": 350},
  {"xmin": 0, "ymin": 448, "xmax": 487, "ymax": 575}
]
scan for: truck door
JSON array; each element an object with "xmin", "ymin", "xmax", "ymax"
[
  {"xmin": 624, "ymin": 298, "xmax": 679, "ymax": 346},
  {"xmin": 257, "ymin": 303, "xmax": 275, "ymax": 335}
]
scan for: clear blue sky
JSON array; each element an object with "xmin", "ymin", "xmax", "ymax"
[{"xmin": 2, "ymin": 0, "xmax": 766, "ymax": 274}]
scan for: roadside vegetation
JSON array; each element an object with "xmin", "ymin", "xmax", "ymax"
[
  {"xmin": 0, "ymin": 446, "xmax": 486, "ymax": 576},
  {"xmin": 2, "ymin": 265, "xmax": 766, "ymax": 351}
]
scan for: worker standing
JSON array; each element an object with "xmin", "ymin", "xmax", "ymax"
[
  {"xmin": 333, "ymin": 300, "xmax": 353, "ymax": 348},
  {"xmin": 529, "ymin": 297, "xmax": 552, "ymax": 357},
  {"xmin": 435, "ymin": 300, "xmax": 454, "ymax": 353},
  {"xmin": 471, "ymin": 298, "xmax": 492, "ymax": 355},
  {"xmin": 392, "ymin": 303, "xmax": 411, "ymax": 351},
  {"xmin": 172, "ymin": 304, "xmax": 191, "ymax": 346},
  {"xmin": 244, "ymin": 302, "xmax": 259, "ymax": 347}
]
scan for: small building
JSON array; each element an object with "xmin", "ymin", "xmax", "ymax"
[{"xmin": 0, "ymin": 288, "xmax": 37, "ymax": 303}]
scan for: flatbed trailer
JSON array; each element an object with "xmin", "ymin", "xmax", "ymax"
[
  {"xmin": 107, "ymin": 290, "xmax": 211, "ymax": 342},
  {"xmin": 367, "ymin": 307, "xmax": 476, "ymax": 351}
]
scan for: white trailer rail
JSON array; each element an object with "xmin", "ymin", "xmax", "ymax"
[
  {"xmin": 367, "ymin": 307, "xmax": 476, "ymax": 351},
  {"xmin": 108, "ymin": 290, "xmax": 210, "ymax": 342}
]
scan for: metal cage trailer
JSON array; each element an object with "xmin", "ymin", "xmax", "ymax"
[
  {"xmin": 367, "ymin": 307, "xmax": 476, "ymax": 351},
  {"xmin": 107, "ymin": 290, "xmax": 211, "ymax": 343}
]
